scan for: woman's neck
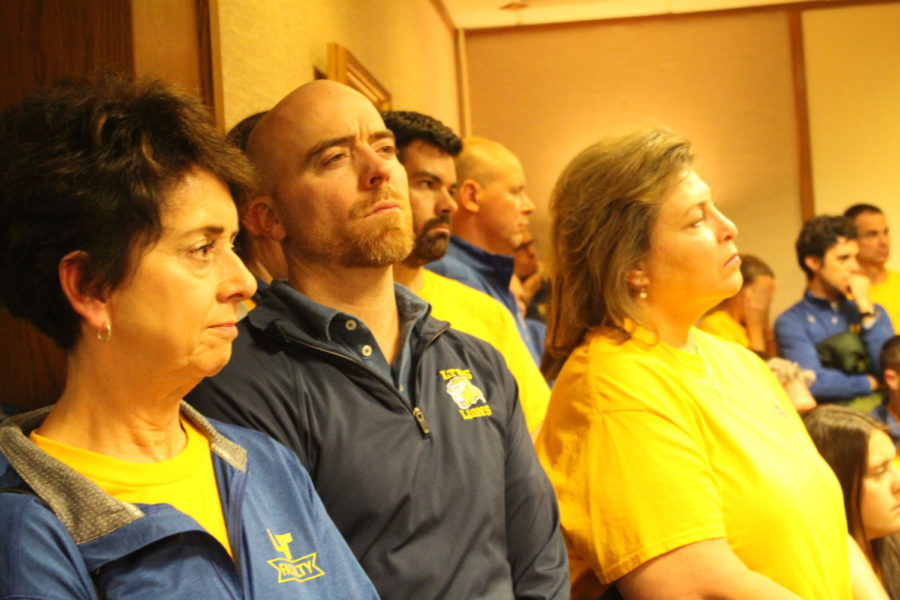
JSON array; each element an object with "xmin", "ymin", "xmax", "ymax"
[{"xmin": 37, "ymin": 349, "xmax": 188, "ymax": 462}]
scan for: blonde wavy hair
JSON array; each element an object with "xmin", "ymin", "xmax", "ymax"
[{"xmin": 546, "ymin": 128, "xmax": 693, "ymax": 357}]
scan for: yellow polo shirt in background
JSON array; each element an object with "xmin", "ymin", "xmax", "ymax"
[
  {"xmin": 31, "ymin": 418, "xmax": 232, "ymax": 557},
  {"xmin": 536, "ymin": 326, "xmax": 850, "ymax": 599},
  {"xmin": 418, "ymin": 269, "xmax": 550, "ymax": 435},
  {"xmin": 698, "ymin": 309, "xmax": 750, "ymax": 348},
  {"xmin": 871, "ymin": 269, "xmax": 900, "ymax": 332}
]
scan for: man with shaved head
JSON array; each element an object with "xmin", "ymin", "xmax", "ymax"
[
  {"xmin": 427, "ymin": 137, "xmax": 542, "ymax": 362},
  {"xmin": 187, "ymin": 81, "xmax": 567, "ymax": 599}
]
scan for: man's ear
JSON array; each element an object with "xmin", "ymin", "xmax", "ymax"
[
  {"xmin": 58, "ymin": 250, "xmax": 108, "ymax": 331},
  {"xmin": 803, "ymin": 255, "xmax": 822, "ymax": 276},
  {"xmin": 885, "ymin": 368, "xmax": 900, "ymax": 392},
  {"xmin": 456, "ymin": 180, "xmax": 481, "ymax": 214},
  {"xmin": 242, "ymin": 196, "xmax": 286, "ymax": 242}
]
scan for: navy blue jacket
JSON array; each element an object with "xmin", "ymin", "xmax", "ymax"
[
  {"xmin": 0, "ymin": 404, "xmax": 378, "ymax": 599},
  {"xmin": 187, "ymin": 281, "xmax": 568, "ymax": 600}
]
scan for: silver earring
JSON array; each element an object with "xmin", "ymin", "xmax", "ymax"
[{"xmin": 97, "ymin": 321, "xmax": 111, "ymax": 342}]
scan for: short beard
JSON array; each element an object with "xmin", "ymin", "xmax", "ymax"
[
  {"xmin": 339, "ymin": 213, "xmax": 415, "ymax": 268},
  {"xmin": 405, "ymin": 215, "xmax": 451, "ymax": 267}
]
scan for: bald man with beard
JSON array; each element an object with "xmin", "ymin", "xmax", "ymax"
[{"xmin": 187, "ymin": 81, "xmax": 567, "ymax": 600}]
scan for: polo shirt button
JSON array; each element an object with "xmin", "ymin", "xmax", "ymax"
[
  {"xmin": 345, "ymin": 319, "xmax": 357, "ymax": 331},
  {"xmin": 361, "ymin": 344, "xmax": 373, "ymax": 357}
]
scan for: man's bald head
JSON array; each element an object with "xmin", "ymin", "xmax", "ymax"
[
  {"xmin": 247, "ymin": 80, "xmax": 379, "ymax": 195},
  {"xmin": 242, "ymin": 79, "xmax": 412, "ymax": 269},
  {"xmin": 453, "ymin": 136, "xmax": 533, "ymax": 255},
  {"xmin": 455, "ymin": 137, "xmax": 522, "ymax": 189}
]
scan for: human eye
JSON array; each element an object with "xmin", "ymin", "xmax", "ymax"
[
  {"xmin": 190, "ymin": 240, "xmax": 217, "ymax": 260},
  {"xmin": 415, "ymin": 178, "xmax": 435, "ymax": 190},
  {"xmin": 323, "ymin": 150, "xmax": 348, "ymax": 166},
  {"xmin": 376, "ymin": 142, "xmax": 396, "ymax": 157}
]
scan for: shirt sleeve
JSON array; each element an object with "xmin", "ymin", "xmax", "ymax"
[
  {"xmin": 0, "ymin": 494, "xmax": 97, "ymax": 599},
  {"xmin": 863, "ymin": 304, "xmax": 895, "ymax": 374},
  {"xmin": 774, "ymin": 309, "xmax": 873, "ymax": 399},
  {"xmin": 570, "ymin": 403, "xmax": 726, "ymax": 583},
  {"xmin": 499, "ymin": 359, "xmax": 570, "ymax": 599}
]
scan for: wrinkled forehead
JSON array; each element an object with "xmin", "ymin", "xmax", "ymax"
[
  {"xmin": 250, "ymin": 82, "xmax": 387, "ymax": 180},
  {"xmin": 273, "ymin": 85, "xmax": 383, "ymax": 153}
]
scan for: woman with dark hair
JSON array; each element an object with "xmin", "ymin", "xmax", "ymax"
[
  {"xmin": 535, "ymin": 129, "xmax": 874, "ymax": 599},
  {"xmin": 0, "ymin": 75, "xmax": 376, "ymax": 599},
  {"xmin": 805, "ymin": 405, "xmax": 900, "ymax": 597}
]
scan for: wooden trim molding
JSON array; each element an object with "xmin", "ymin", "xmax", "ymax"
[
  {"xmin": 326, "ymin": 43, "xmax": 392, "ymax": 111},
  {"xmin": 788, "ymin": 9, "xmax": 815, "ymax": 221}
]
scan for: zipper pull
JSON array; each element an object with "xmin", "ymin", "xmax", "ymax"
[{"xmin": 412, "ymin": 407, "xmax": 431, "ymax": 435}]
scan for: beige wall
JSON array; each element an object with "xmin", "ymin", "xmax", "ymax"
[
  {"xmin": 463, "ymin": 11, "xmax": 806, "ymax": 317},
  {"xmin": 803, "ymin": 2, "xmax": 900, "ymax": 271},
  {"xmin": 217, "ymin": 0, "xmax": 459, "ymax": 131}
]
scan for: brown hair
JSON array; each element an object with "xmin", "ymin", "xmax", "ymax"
[
  {"xmin": 803, "ymin": 405, "xmax": 892, "ymax": 578},
  {"xmin": 0, "ymin": 73, "xmax": 256, "ymax": 349},
  {"xmin": 546, "ymin": 128, "xmax": 693, "ymax": 356}
]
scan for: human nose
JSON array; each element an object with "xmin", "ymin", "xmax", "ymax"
[
  {"xmin": 890, "ymin": 464, "xmax": 900, "ymax": 494},
  {"xmin": 520, "ymin": 192, "xmax": 535, "ymax": 215},
  {"xmin": 715, "ymin": 208, "xmax": 738, "ymax": 242},
  {"xmin": 436, "ymin": 187, "xmax": 458, "ymax": 217},
  {"xmin": 361, "ymin": 146, "xmax": 395, "ymax": 189},
  {"xmin": 220, "ymin": 248, "xmax": 257, "ymax": 303}
]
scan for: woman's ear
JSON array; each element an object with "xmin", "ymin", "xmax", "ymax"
[
  {"xmin": 58, "ymin": 250, "xmax": 109, "ymax": 331},
  {"xmin": 242, "ymin": 196, "xmax": 286, "ymax": 242},
  {"xmin": 627, "ymin": 264, "xmax": 649, "ymax": 295}
]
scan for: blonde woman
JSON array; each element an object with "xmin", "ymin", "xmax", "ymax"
[{"xmin": 537, "ymin": 129, "xmax": 876, "ymax": 599}]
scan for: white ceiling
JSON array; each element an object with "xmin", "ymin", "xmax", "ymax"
[{"xmin": 441, "ymin": 0, "xmax": 836, "ymax": 29}]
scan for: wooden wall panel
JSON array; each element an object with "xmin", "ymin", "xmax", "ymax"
[{"xmin": 0, "ymin": 0, "xmax": 133, "ymax": 109}]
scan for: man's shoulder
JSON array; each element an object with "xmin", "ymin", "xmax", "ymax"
[
  {"xmin": 775, "ymin": 295, "xmax": 817, "ymax": 327},
  {"xmin": 422, "ymin": 271, "xmax": 511, "ymax": 319}
]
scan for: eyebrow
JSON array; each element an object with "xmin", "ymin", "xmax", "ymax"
[
  {"xmin": 304, "ymin": 130, "xmax": 396, "ymax": 166},
  {"xmin": 411, "ymin": 169, "xmax": 447, "ymax": 182},
  {"xmin": 173, "ymin": 225, "xmax": 229, "ymax": 239}
]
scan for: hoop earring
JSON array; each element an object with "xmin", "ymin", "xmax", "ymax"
[{"xmin": 97, "ymin": 321, "xmax": 111, "ymax": 342}]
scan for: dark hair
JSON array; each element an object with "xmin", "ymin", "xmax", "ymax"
[
  {"xmin": 0, "ymin": 73, "xmax": 256, "ymax": 349},
  {"xmin": 547, "ymin": 128, "xmax": 693, "ymax": 356},
  {"xmin": 227, "ymin": 110, "xmax": 268, "ymax": 153},
  {"xmin": 803, "ymin": 406, "xmax": 891, "ymax": 578},
  {"xmin": 795, "ymin": 215, "xmax": 858, "ymax": 279},
  {"xmin": 381, "ymin": 111, "xmax": 462, "ymax": 159},
  {"xmin": 881, "ymin": 336, "xmax": 900, "ymax": 374},
  {"xmin": 844, "ymin": 203, "xmax": 884, "ymax": 221},
  {"xmin": 226, "ymin": 111, "xmax": 268, "ymax": 259},
  {"xmin": 739, "ymin": 254, "xmax": 774, "ymax": 287}
]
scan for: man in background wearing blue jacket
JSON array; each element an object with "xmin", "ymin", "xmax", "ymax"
[
  {"xmin": 775, "ymin": 215, "xmax": 894, "ymax": 405},
  {"xmin": 187, "ymin": 80, "xmax": 568, "ymax": 600}
]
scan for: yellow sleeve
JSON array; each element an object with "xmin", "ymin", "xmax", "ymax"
[{"xmin": 564, "ymin": 407, "xmax": 725, "ymax": 583}]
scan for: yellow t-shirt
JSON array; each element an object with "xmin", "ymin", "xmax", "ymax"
[
  {"xmin": 872, "ymin": 269, "xmax": 900, "ymax": 332},
  {"xmin": 697, "ymin": 309, "xmax": 750, "ymax": 348},
  {"xmin": 536, "ymin": 326, "xmax": 851, "ymax": 599},
  {"xmin": 31, "ymin": 418, "xmax": 232, "ymax": 556},
  {"xmin": 418, "ymin": 270, "xmax": 550, "ymax": 435}
]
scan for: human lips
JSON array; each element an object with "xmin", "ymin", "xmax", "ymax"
[
  {"xmin": 724, "ymin": 253, "xmax": 741, "ymax": 268},
  {"xmin": 365, "ymin": 200, "xmax": 402, "ymax": 217},
  {"xmin": 208, "ymin": 321, "xmax": 239, "ymax": 337}
]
